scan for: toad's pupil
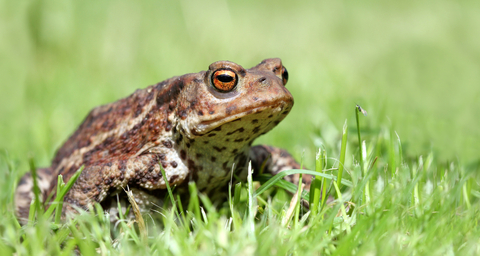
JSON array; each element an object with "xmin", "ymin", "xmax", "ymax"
[{"xmin": 217, "ymin": 74, "xmax": 234, "ymax": 83}]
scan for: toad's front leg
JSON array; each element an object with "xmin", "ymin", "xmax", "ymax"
[
  {"xmin": 249, "ymin": 145, "xmax": 312, "ymax": 189},
  {"xmin": 62, "ymin": 153, "xmax": 187, "ymax": 215}
]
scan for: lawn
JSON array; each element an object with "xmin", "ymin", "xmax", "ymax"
[{"xmin": 1, "ymin": 0, "xmax": 479, "ymax": 255}]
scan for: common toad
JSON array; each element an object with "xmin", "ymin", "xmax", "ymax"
[{"xmin": 15, "ymin": 58, "xmax": 309, "ymax": 222}]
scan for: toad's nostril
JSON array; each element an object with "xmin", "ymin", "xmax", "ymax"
[{"xmin": 258, "ymin": 77, "xmax": 267, "ymax": 83}]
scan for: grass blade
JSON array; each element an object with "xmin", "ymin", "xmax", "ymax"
[
  {"xmin": 54, "ymin": 175, "xmax": 65, "ymax": 224},
  {"xmin": 332, "ymin": 181, "xmax": 351, "ymax": 234},
  {"xmin": 254, "ymin": 169, "xmax": 353, "ymax": 199},
  {"xmin": 28, "ymin": 158, "xmax": 42, "ymax": 218},
  {"xmin": 309, "ymin": 149, "xmax": 323, "ymax": 219},
  {"xmin": 355, "ymin": 105, "xmax": 365, "ymax": 176},
  {"xmin": 337, "ymin": 120, "xmax": 348, "ymax": 189},
  {"xmin": 44, "ymin": 166, "xmax": 84, "ymax": 218},
  {"xmin": 247, "ymin": 161, "xmax": 256, "ymax": 238}
]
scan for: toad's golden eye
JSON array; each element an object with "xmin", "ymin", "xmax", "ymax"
[
  {"xmin": 212, "ymin": 69, "xmax": 238, "ymax": 92},
  {"xmin": 282, "ymin": 66, "xmax": 288, "ymax": 85}
]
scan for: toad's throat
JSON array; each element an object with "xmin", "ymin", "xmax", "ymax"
[{"xmin": 192, "ymin": 102, "xmax": 287, "ymax": 136}]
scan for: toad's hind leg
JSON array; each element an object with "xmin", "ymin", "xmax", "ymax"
[{"xmin": 249, "ymin": 145, "xmax": 312, "ymax": 189}]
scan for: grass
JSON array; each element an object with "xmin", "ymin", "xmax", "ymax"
[
  {"xmin": 1, "ymin": 0, "xmax": 480, "ymax": 255},
  {"xmin": 2, "ymin": 103, "xmax": 480, "ymax": 255}
]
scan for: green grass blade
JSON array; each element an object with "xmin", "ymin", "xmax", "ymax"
[
  {"xmin": 396, "ymin": 131, "xmax": 403, "ymax": 168},
  {"xmin": 187, "ymin": 182, "xmax": 201, "ymax": 221},
  {"xmin": 337, "ymin": 119, "xmax": 348, "ymax": 189},
  {"xmin": 309, "ymin": 149, "xmax": 323, "ymax": 218},
  {"xmin": 54, "ymin": 175, "xmax": 65, "ymax": 224},
  {"xmin": 44, "ymin": 166, "xmax": 84, "ymax": 218},
  {"xmin": 255, "ymin": 174, "xmax": 310, "ymax": 201},
  {"xmin": 28, "ymin": 158, "xmax": 42, "ymax": 217},
  {"xmin": 160, "ymin": 164, "xmax": 176, "ymax": 209},
  {"xmin": 294, "ymin": 159, "xmax": 304, "ymax": 228},
  {"xmin": 253, "ymin": 169, "xmax": 353, "ymax": 198},
  {"xmin": 463, "ymin": 179, "xmax": 472, "ymax": 210},
  {"xmin": 247, "ymin": 162, "xmax": 256, "ymax": 238},
  {"xmin": 389, "ymin": 131, "xmax": 396, "ymax": 177},
  {"xmin": 332, "ymin": 181, "xmax": 351, "ymax": 234},
  {"xmin": 355, "ymin": 105, "xmax": 365, "ymax": 175}
]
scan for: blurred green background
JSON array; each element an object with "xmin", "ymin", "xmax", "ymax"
[{"xmin": 1, "ymin": 0, "xmax": 479, "ymax": 171}]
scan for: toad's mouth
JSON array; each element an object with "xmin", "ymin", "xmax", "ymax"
[{"xmin": 191, "ymin": 101, "xmax": 288, "ymax": 136}]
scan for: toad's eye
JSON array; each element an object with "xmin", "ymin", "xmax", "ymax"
[
  {"xmin": 282, "ymin": 66, "xmax": 288, "ymax": 85},
  {"xmin": 212, "ymin": 69, "xmax": 238, "ymax": 92}
]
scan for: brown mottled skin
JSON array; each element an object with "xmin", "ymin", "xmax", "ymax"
[{"xmin": 15, "ymin": 58, "xmax": 311, "ymax": 223}]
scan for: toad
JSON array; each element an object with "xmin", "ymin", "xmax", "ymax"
[{"xmin": 15, "ymin": 58, "xmax": 310, "ymax": 222}]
